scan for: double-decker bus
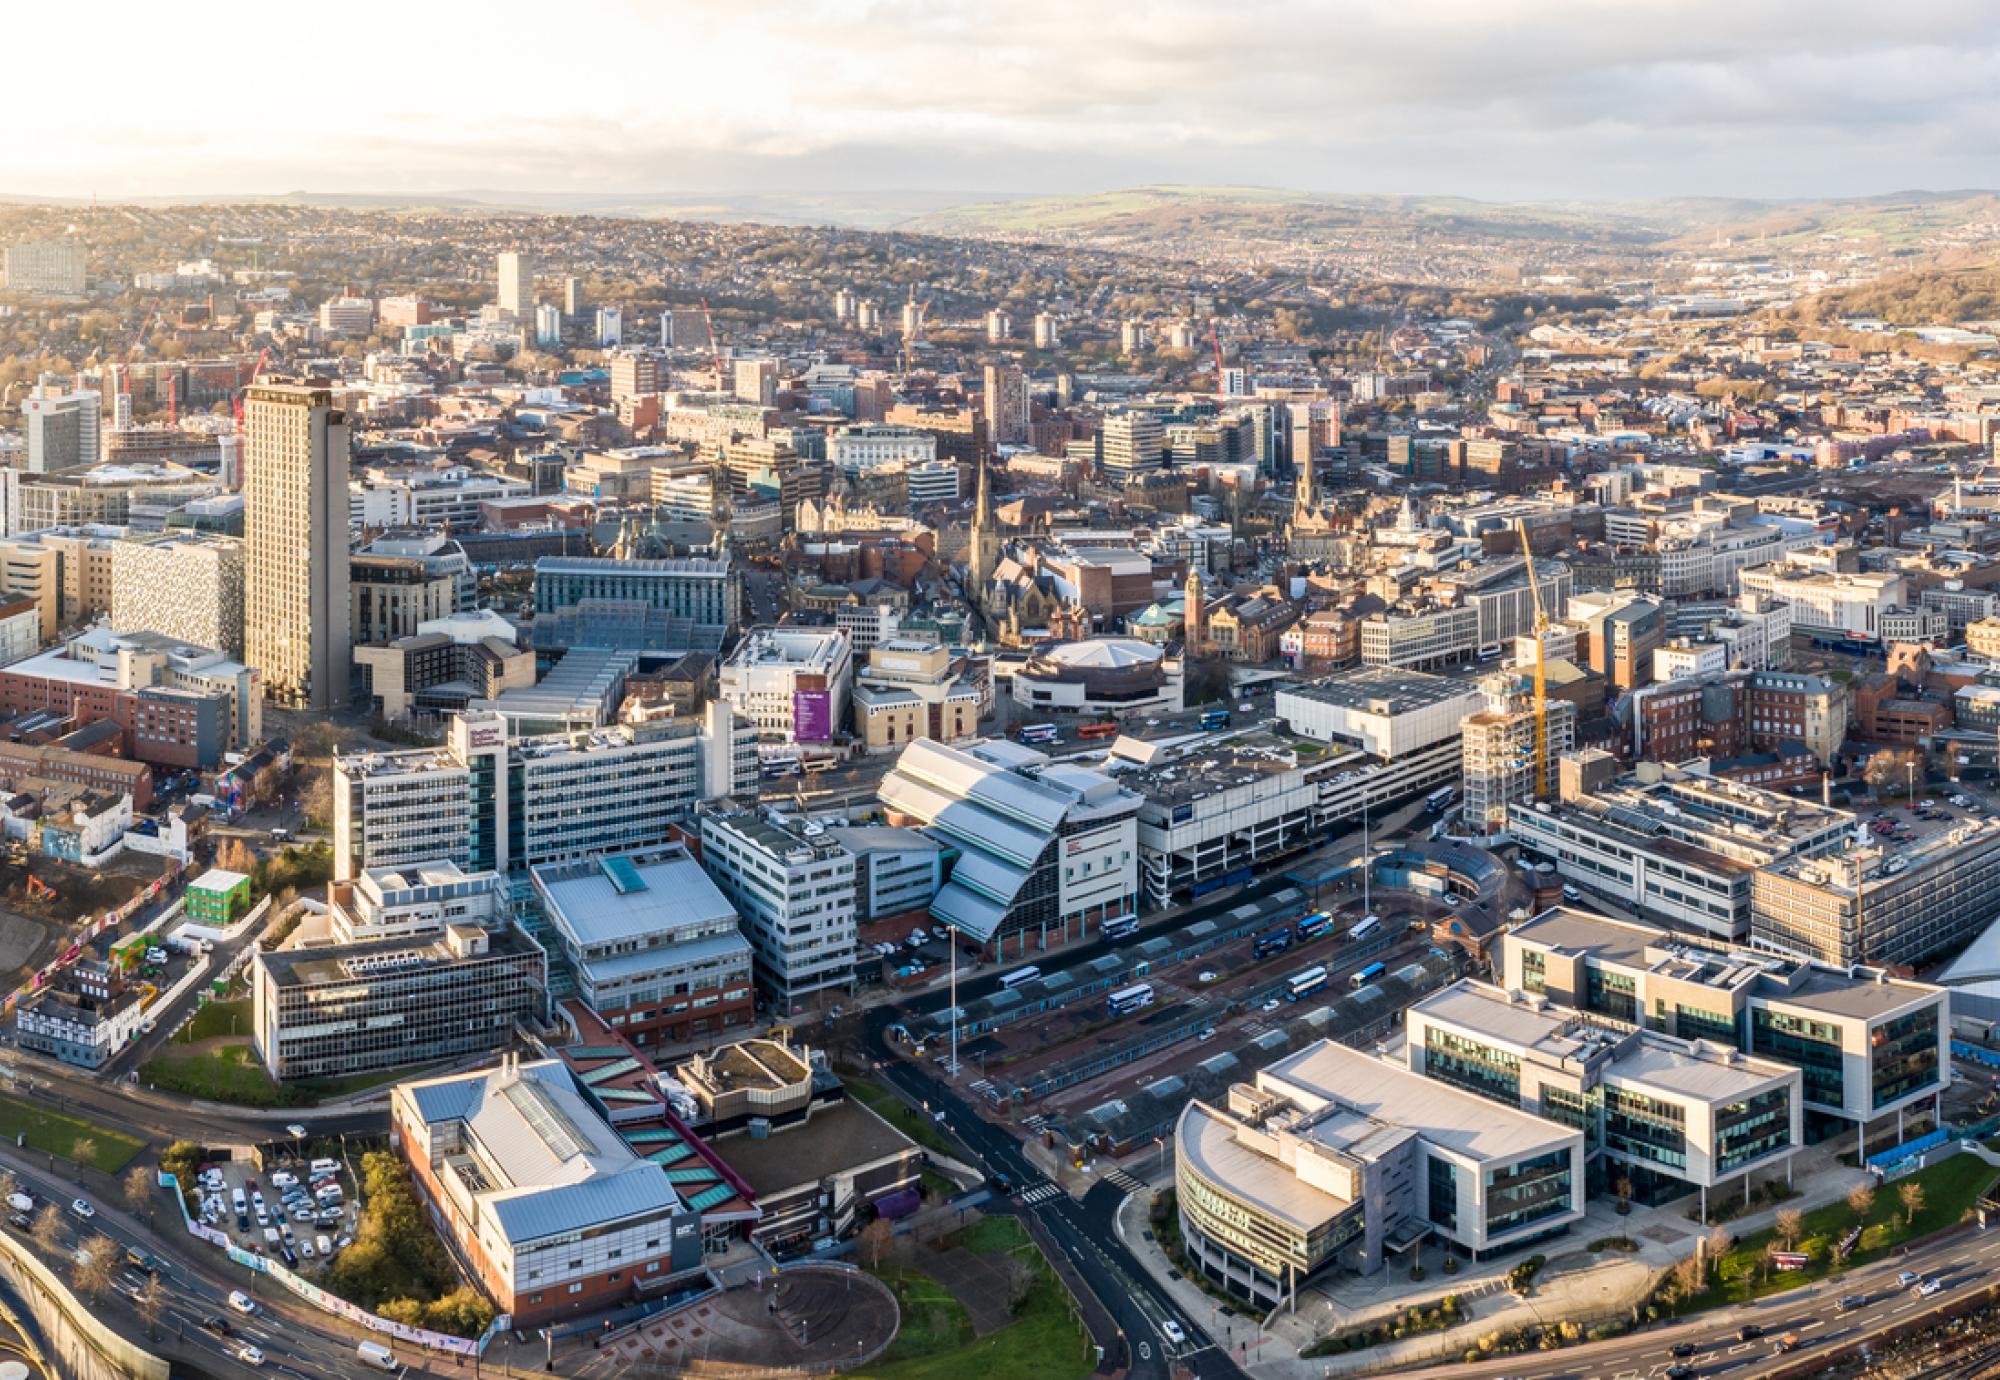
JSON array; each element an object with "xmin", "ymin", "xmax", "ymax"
[
  {"xmin": 1017, "ymin": 723, "xmax": 1060, "ymax": 745},
  {"xmin": 1349, "ymin": 961, "xmax": 1387, "ymax": 989},
  {"xmin": 1347, "ymin": 915, "xmax": 1382, "ymax": 942},
  {"xmin": 1425, "ymin": 786, "xmax": 1457, "ymax": 814},
  {"xmin": 1102, "ymin": 914, "xmax": 1140, "ymax": 942},
  {"xmin": 998, "ymin": 966, "xmax": 1043, "ymax": 992},
  {"xmin": 761, "ymin": 756, "xmax": 801, "ymax": 778},
  {"xmin": 1252, "ymin": 928, "xmax": 1294, "ymax": 960},
  {"xmin": 1200, "ymin": 709, "xmax": 1232, "ymax": 730},
  {"xmin": 1294, "ymin": 911, "xmax": 1333, "ymax": 942},
  {"xmin": 1105, "ymin": 983, "xmax": 1155, "ymax": 1017},
  {"xmin": 1286, "ymin": 966, "xmax": 1330, "ymax": 1001},
  {"xmin": 1077, "ymin": 721, "xmax": 1120, "ymax": 740}
]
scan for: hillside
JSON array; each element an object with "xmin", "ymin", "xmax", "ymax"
[{"xmin": 1784, "ymin": 261, "xmax": 2000, "ymax": 326}]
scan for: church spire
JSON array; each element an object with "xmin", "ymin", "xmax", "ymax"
[
  {"xmin": 969, "ymin": 454, "xmax": 998, "ymax": 605},
  {"xmin": 1293, "ymin": 449, "xmax": 1317, "ymax": 528}
]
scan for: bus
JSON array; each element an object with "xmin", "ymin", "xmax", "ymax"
[
  {"xmin": 1347, "ymin": 915, "xmax": 1382, "ymax": 942},
  {"xmin": 1078, "ymin": 721, "xmax": 1120, "ymax": 740},
  {"xmin": 1425, "ymin": 786, "xmax": 1457, "ymax": 814},
  {"xmin": 1106, "ymin": 983, "xmax": 1155, "ymax": 1017},
  {"xmin": 1018, "ymin": 723, "xmax": 1060, "ymax": 745},
  {"xmin": 761, "ymin": 756, "xmax": 801, "ymax": 779},
  {"xmin": 1252, "ymin": 928, "xmax": 1294, "ymax": 960},
  {"xmin": 802, "ymin": 758, "xmax": 835, "ymax": 775},
  {"xmin": 1350, "ymin": 962, "xmax": 1387, "ymax": 989},
  {"xmin": 997, "ymin": 966, "xmax": 1043, "ymax": 992},
  {"xmin": 1295, "ymin": 911, "xmax": 1333, "ymax": 942},
  {"xmin": 1286, "ymin": 966, "xmax": 1330, "ymax": 1001},
  {"xmin": 1102, "ymin": 914, "xmax": 1140, "ymax": 942},
  {"xmin": 1200, "ymin": 709, "xmax": 1232, "ymax": 730}
]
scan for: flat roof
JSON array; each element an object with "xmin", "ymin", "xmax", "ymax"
[
  {"xmin": 1263, "ymin": 1039, "xmax": 1576, "ymax": 1165},
  {"xmin": 1279, "ymin": 667, "xmax": 1474, "ymax": 715},
  {"xmin": 716, "ymin": 1097, "xmax": 916, "ymax": 1195},
  {"xmin": 1176, "ymin": 1099, "xmax": 1352, "ymax": 1234},
  {"xmin": 1775, "ymin": 967, "xmax": 1942, "ymax": 1021},
  {"xmin": 533, "ymin": 848, "xmax": 740, "ymax": 948}
]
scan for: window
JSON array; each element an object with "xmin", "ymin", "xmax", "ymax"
[
  {"xmin": 1426, "ymin": 1155, "xmax": 1457, "ymax": 1232},
  {"xmin": 1520, "ymin": 950, "xmax": 1546, "ymax": 995},
  {"xmin": 1871, "ymin": 1009, "xmax": 1941, "ymax": 1110},
  {"xmin": 1423, "ymin": 1028, "xmax": 1521, "ymax": 1106},
  {"xmin": 568, "ymin": 1283, "xmax": 584, "ymax": 1295},
  {"xmin": 1484, "ymin": 1149, "xmax": 1573, "ymax": 1237}
]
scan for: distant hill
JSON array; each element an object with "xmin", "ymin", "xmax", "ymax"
[{"xmin": 1784, "ymin": 261, "xmax": 2000, "ymax": 326}]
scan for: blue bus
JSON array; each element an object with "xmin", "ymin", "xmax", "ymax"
[
  {"xmin": 1295, "ymin": 911, "xmax": 1333, "ymax": 941},
  {"xmin": 1106, "ymin": 983, "xmax": 1155, "ymax": 1017},
  {"xmin": 1200, "ymin": 709, "xmax": 1232, "ymax": 730},
  {"xmin": 1253, "ymin": 928, "xmax": 1294, "ymax": 959},
  {"xmin": 1350, "ymin": 962, "xmax": 1387, "ymax": 989},
  {"xmin": 1286, "ymin": 966, "xmax": 1329, "ymax": 1001}
]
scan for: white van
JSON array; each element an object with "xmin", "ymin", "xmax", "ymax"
[
  {"xmin": 1561, "ymin": 883, "xmax": 1582, "ymax": 902},
  {"xmin": 356, "ymin": 1339, "xmax": 397, "ymax": 1371},
  {"xmin": 4, "ymin": 1193, "xmax": 30, "ymax": 1215},
  {"xmin": 227, "ymin": 1289, "xmax": 257, "ymax": 1314},
  {"xmin": 308, "ymin": 1158, "xmax": 340, "ymax": 1177}
]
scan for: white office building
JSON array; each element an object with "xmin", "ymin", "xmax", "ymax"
[
  {"xmin": 720, "ymin": 627, "xmax": 853, "ymax": 744},
  {"xmin": 827, "ymin": 425, "xmax": 937, "ymax": 475},
  {"xmin": 699, "ymin": 807, "xmax": 858, "ymax": 1005}
]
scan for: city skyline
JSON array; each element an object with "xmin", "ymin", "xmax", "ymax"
[{"xmin": 8, "ymin": 0, "xmax": 1998, "ymax": 203}]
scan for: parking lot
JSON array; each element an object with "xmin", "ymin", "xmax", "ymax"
[{"xmin": 188, "ymin": 1151, "xmax": 360, "ymax": 1277}]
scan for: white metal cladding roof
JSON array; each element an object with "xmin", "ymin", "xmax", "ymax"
[
  {"xmin": 1176, "ymin": 1100, "xmax": 1353, "ymax": 1233},
  {"xmin": 930, "ymin": 882, "xmax": 1008, "ymax": 941},
  {"xmin": 878, "ymin": 771, "xmax": 1050, "ymax": 867},
  {"xmin": 1263, "ymin": 1040, "xmax": 1577, "ymax": 1165},
  {"xmin": 486, "ymin": 1165, "xmax": 682, "ymax": 1247},
  {"xmin": 578, "ymin": 930, "xmax": 752, "ymax": 985},
  {"xmin": 898, "ymin": 740, "xmax": 1069, "ymax": 830},
  {"xmin": 535, "ymin": 853, "xmax": 739, "ymax": 948},
  {"xmin": 406, "ymin": 1061, "xmax": 635, "ymax": 1190},
  {"xmin": 944, "ymin": 849, "xmax": 1032, "ymax": 907},
  {"xmin": 1042, "ymin": 638, "xmax": 1161, "ymax": 670}
]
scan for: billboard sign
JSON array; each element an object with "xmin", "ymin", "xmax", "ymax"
[{"xmin": 793, "ymin": 689, "xmax": 832, "ymax": 743}]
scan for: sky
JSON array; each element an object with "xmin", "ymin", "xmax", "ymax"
[{"xmin": 8, "ymin": 0, "xmax": 1999, "ymax": 206}]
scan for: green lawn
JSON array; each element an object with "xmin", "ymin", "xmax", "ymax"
[
  {"xmin": 0, "ymin": 1092, "xmax": 145, "ymax": 1172},
  {"xmin": 845, "ymin": 1076, "xmax": 960, "ymax": 1158},
  {"xmin": 175, "ymin": 998, "xmax": 251, "ymax": 1043},
  {"xmin": 296, "ymin": 1066, "xmax": 411, "ymax": 1101},
  {"xmin": 861, "ymin": 1249, "xmax": 1092, "ymax": 1380},
  {"xmin": 141, "ymin": 1045, "xmax": 307, "ymax": 1108},
  {"xmin": 955, "ymin": 1216, "xmax": 1030, "ymax": 1254},
  {"xmin": 1665, "ymin": 1156, "xmax": 1998, "ymax": 1314}
]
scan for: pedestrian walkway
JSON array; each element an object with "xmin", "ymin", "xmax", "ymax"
[
  {"xmin": 1020, "ymin": 1180, "xmax": 1064, "ymax": 1205},
  {"xmin": 1100, "ymin": 1166, "xmax": 1149, "ymax": 1195}
]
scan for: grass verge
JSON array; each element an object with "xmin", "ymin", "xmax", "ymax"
[
  {"xmin": 860, "ymin": 1229, "xmax": 1092, "ymax": 1380},
  {"xmin": 175, "ymin": 998, "xmax": 251, "ymax": 1043},
  {"xmin": 1658, "ymin": 1156, "xmax": 1998, "ymax": 1316},
  {"xmin": 0, "ymin": 1092, "xmax": 145, "ymax": 1171}
]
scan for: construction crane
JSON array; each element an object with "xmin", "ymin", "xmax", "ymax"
[
  {"xmin": 230, "ymin": 346, "xmax": 275, "ymax": 435},
  {"xmin": 1514, "ymin": 517, "xmax": 1551, "ymax": 799},
  {"xmin": 699, "ymin": 298, "xmax": 723, "ymax": 381}
]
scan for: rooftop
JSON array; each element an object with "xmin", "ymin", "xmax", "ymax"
[
  {"xmin": 533, "ymin": 848, "xmax": 742, "ymax": 948},
  {"xmin": 714, "ymin": 1095, "xmax": 919, "ymax": 1196},
  {"xmin": 1279, "ymin": 667, "xmax": 1478, "ymax": 715}
]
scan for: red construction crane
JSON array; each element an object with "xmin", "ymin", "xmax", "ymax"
[
  {"xmin": 231, "ymin": 347, "xmax": 275, "ymax": 434},
  {"xmin": 700, "ymin": 298, "xmax": 723, "ymax": 380}
]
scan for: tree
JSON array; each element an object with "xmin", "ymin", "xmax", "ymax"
[
  {"xmin": 28, "ymin": 1204, "xmax": 62, "ymax": 1256},
  {"xmin": 124, "ymin": 1165, "xmax": 154, "ymax": 1224},
  {"xmin": 860, "ymin": 1216, "xmax": 895, "ymax": 1269},
  {"xmin": 1848, "ymin": 1182, "xmax": 1876, "ymax": 1225},
  {"xmin": 1703, "ymin": 1225, "xmax": 1732, "ymax": 1279},
  {"xmin": 1775, "ymin": 1208, "xmax": 1803, "ymax": 1251},
  {"xmin": 999, "ymin": 1252, "xmax": 1038, "ymax": 1314},
  {"xmin": 136, "ymin": 1274, "xmax": 166, "ymax": 1339},
  {"xmin": 1669, "ymin": 1253, "xmax": 1703, "ymax": 1302},
  {"xmin": 1899, "ymin": 1180, "xmax": 1926, "ymax": 1230},
  {"xmin": 70, "ymin": 1136, "xmax": 96, "ymax": 1167},
  {"xmin": 1864, "ymin": 748, "xmax": 1924, "ymax": 799},
  {"xmin": 72, "ymin": 1233, "xmax": 117, "ymax": 1299},
  {"xmin": 0, "ymin": 1169, "xmax": 17, "ymax": 1206}
]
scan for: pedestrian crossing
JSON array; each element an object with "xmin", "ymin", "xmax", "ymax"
[
  {"xmin": 1100, "ymin": 1167, "xmax": 1148, "ymax": 1195},
  {"xmin": 1020, "ymin": 1113, "xmax": 1049, "ymax": 1132},
  {"xmin": 1019, "ymin": 1180, "xmax": 1064, "ymax": 1205}
]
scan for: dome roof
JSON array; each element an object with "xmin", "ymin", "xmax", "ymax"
[{"xmin": 1041, "ymin": 638, "xmax": 1162, "ymax": 670}]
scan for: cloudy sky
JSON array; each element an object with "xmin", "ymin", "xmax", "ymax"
[{"xmin": 9, "ymin": 0, "xmax": 1997, "ymax": 204}]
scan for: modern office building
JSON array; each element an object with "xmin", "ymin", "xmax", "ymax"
[
  {"xmin": 1405, "ymin": 980, "xmax": 1801, "ymax": 1210},
  {"xmin": 610, "ymin": 351, "xmax": 663, "ymax": 402},
  {"xmin": 1739, "ymin": 565, "xmax": 1904, "ymax": 645},
  {"xmin": 1099, "ymin": 411, "xmax": 1165, "ymax": 478},
  {"xmin": 823, "ymin": 826, "xmax": 945, "ymax": 922},
  {"xmin": 1752, "ymin": 817, "xmax": 2000, "ymax": 969},
  {"xmin": 243, "ymin": 382, "xmax": 351, "ymax": 709},
  {"xmin": 1503, "ymin": 908, "xmax": 1948, "ymax": 1154},
  {"xmin": 1436, "ymin": 558, "xmax": 1573, "ymax": 653},
  {"xmin": 1506, "ymin": 760, "xmax": 1851, "ymax": 942},
  {"xmin": 1174, "ymin": 1039, "xmax": 1583, "ymax": 1306},
  {"xmin": 1568, "ymin": 590, "xmax": 1667, "ymax": 690},
  {"xmin": 879, "ymin": 738, "xmax": 1140, "ymax": 952},
  {"xmin": 109, "ymin": 533, "xmax": 246, "ymax": 659},
  {"xmin": 827, "ymin": 424, "xmax": 937, "ymax": 475},
  {"xmin": 253, "ymin": 922, "xmax": 547, "ymax": 1081},
  {"xmin": 333, "ymin": 703, "xmax": 759, "ymax": 881},
  {"xmin": 851, "ymin": 638, "xmax": 983, "ymax": 753},
  {"xmin": 354, "ymin": 612, "xmax": 537, "ymax": 721},
  {"xmin": 350, "ymin": 532, "xmax": 473, "ymax": 645},
  {"xmin": 1277, "ymin": 666, "xmax": 1484, "ymax": 759},
  {"xmin": 496, "ymin": 251, "xmax": 533, "ymax": 318},
  {"xmin": 392, "ymin": 1058, "xmax": 706, "ymax": 1325},
  {"xmin": 719, "ymin": 627, "xmax": 852, "ymax": 744},
  {"xmin": 22, "ymin": 377, "xmax": 101, "ymax": 473},
  {"xmin": 698, "ymin": 808, "xmax": 858, "ymax": 1006},
  {"xmin": 531, "ymin": 848, "xmax": 755, "ymax": 1047}
]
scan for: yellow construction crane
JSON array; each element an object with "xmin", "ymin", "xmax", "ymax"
[{"xmin": 1515, "ymin": 518, "xmax": 1551, "ymax": 798}]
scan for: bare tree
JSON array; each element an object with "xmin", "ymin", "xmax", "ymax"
[
  {"xmin": 999, "ymin": 1252, "xmax": 1038, "ymax": 1314},
  {"xmin": 859, "ymin": 1217, "xmax": 896, "ymax": 1269},
  {"xmin": 28, "ymin": 1204, "xmax": 62, "ymax": 1256},
  {"xmin": 0, "ymin": 1169, "xmax": 18, "ymax": 1205},
  {"xmin": 124, "ymin": 1165, "xmax": 153, "ymax": 1224},
  {"xmin": 1899, "ymin": 1181, "xmax": 1926, "ymax": 1230},
  {"xmin": 71, "ymin": 1234, "xmax": 117, "ymax": 1299},
  {"xmin": 1703, "ymin": 1225, "xmax": 1732, "ymax": 1279},
  {"xmin": 1848, "ymin": 1182, "xmax": 1876, "ymax": 1225},
  {"xmin": 1670, "ymin": 1253, "xmax": 1704, "ymax": 1302},
  {"xmin": 136, "ymin": 1274, "xmax": 165, "ymax": 1339},
  {"xmin": 70, "ymin": 1136, "xmax": 96, "ymax": 1168},
  {"xmin": 1775, "ymin": 1208, "xmax": 1804, "ymax": 1251}
]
